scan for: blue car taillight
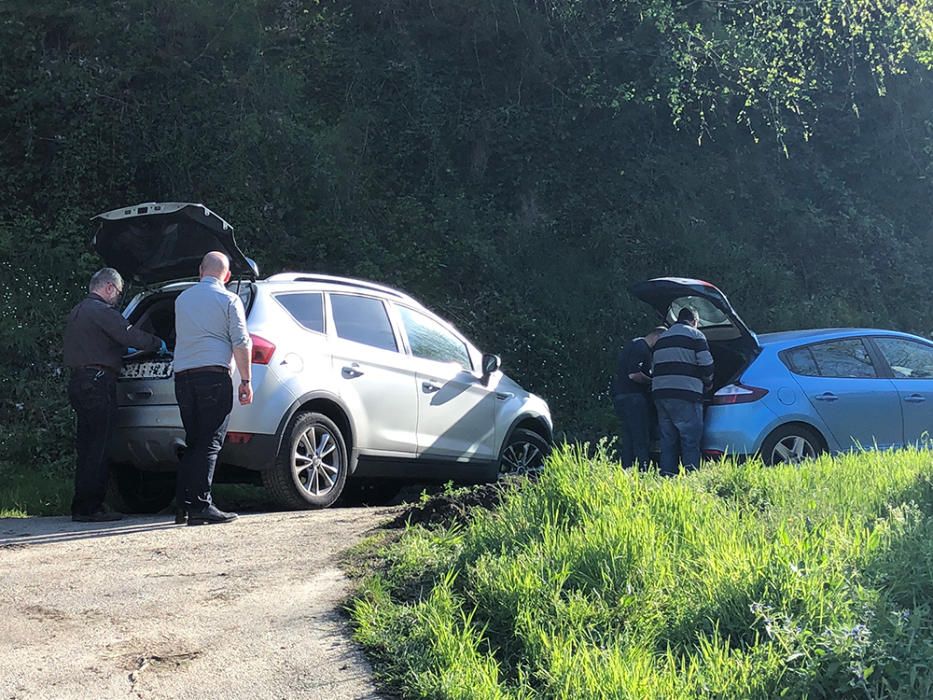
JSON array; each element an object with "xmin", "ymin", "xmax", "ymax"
[{"xmin": 712, "ymin": 383, "xmax": 769, "ymax": 405}]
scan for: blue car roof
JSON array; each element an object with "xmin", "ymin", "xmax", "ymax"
[{"xmin": 758, "ymin": 328, "xmax": 929, "ymax": 349}]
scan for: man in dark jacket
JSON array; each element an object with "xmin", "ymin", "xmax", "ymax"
[
  {"xmin": 651, "ymin": 307, "xmax": 714, "ymax": 475},
  {"xmin": 63, "ymin": 268, "xmax": 165, "ymax": 521},
  {"xmin": 611, "ymin": 326, "xmax": 665, "ymax": 468}
]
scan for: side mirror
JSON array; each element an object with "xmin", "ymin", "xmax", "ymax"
[{"xmin": 481, "ymin": 353, "xmax": 501, "ymax": 384}]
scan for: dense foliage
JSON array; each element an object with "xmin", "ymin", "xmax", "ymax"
[
  {"xmin": 2, "ymin": 0, "xmax": 933, "ymax": 477},
  {"xmin": 352, "ymin": 447, "xmax": 933, "ymax": 698}
]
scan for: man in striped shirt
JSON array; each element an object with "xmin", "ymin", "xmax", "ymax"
[{"xmin": 651, "ymin": 307, "xmax": 714, "ymax": 475}]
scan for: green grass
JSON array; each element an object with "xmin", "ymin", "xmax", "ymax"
[
  {"xmin": 351, "ymin": 445, "xmax": 933, "ymax": 699},
  {"xmin": 0, "ymin": 461, "xmax": 73, "ymax": 517}
]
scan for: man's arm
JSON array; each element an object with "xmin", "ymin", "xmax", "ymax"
[
  {"xmin": 229, "ymin": 297, "xmax": 253, "ymax": 405},
  {"xmin": 96, "ymin": 304, "xmax": 162, "ymax": 352},
  {"xmin": 695, "ymin": 335, "xmax": 714, "ymax": 389}
]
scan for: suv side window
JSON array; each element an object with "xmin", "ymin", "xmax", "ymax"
[
  {"xmin": 330, "ymin": 294, "xmax": 398, "ymax": 352},
  {"xmin": 874, "ymin": 337, "xmax": 933, "ymax": 378},
  {"xmin": 399, "ymin": 306, "xmax": 472, "ymax": 370},
  {"xmin": 276, "ymin": 292, "xmax": 325, "ymax": 333},
  {"xmin": 810, "ymin": 339, "xmax": 877, "ymax": 378}
]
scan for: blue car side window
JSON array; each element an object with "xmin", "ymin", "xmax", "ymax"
[
  {"xmin": 785, "ymin": 347, "xmax": 819, "ymax": 376},
  {"xmin": 810, "ymin": 339, "xmax": 877, "ymax": 378}
]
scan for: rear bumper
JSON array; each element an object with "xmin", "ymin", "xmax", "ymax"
[
  {"xmin": 111, "ymin": 406, "xmax": 278, "ymax": 472},
  {"xmin": 702, "ymin": 402, "xmax": 780, "ymax": 457}
]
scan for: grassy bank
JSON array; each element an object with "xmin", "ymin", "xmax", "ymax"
[{"xmin": 351, "ymin": 446, "xmax": 933, "ymax": 698}]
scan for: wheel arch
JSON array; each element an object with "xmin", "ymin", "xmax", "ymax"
[
  {"xmin": 274, "ymin": 391, "xmax": 359, "ymax": 474},
  {"xmin": 502, "ymin": 413, "xmax": 553, "ymax": 451}
]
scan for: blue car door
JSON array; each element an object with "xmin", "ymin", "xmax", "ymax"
[
  {"xmin": 785, "ymin": 337, "xmax": 901, "ymax": 450},
  {"xmin": 871, "ymin": 336, "xmax": 933, "ymax": 445}
]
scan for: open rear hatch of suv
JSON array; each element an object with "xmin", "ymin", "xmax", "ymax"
[
  {"xmin": 630, "ymin": 277, "xmax": 760, "ymax": 390},
  {"xmin": 91, "ymin": 202, "xmax": 256, "ymax": 401}
]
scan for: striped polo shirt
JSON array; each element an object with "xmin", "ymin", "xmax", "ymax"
[{"xmin": 651, "ymin": 323, "xmax": 714, "ymax": 402}]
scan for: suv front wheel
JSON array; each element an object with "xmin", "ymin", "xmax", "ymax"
[
  {"xmin": 499, "ymin": 428, "xmax": 549, "ymax": 476},
  {"xmin": 263, "ymin": 411, "xmax": 348, "ymax": 509}
]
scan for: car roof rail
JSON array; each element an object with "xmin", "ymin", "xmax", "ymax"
[{"xmin": 264, "ymin": 272, "xmax": 416, "ymax": 302}]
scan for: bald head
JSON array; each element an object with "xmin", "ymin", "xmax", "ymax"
[{"xmin": 200, "ymin": 251, "xmax": 231, "ymax": 282}]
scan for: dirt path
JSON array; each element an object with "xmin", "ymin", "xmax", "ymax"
[{"xmin": 0, "ymin": 508, "xmax": 395, "ymax": 700}]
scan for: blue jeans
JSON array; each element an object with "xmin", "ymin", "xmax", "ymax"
[
  {"xmin": 613, "ymin": 393, "xmax": 652, "ymax": 468},
  {"xmin": 655, "ymin": 398, "xmax": 703, "ymax": 475}
]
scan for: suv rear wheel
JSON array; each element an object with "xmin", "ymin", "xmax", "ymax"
[{"xmin": 263, "ymin": 411, "xmax": 348, "ymax": 509}]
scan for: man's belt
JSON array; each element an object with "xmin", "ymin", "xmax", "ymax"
[
  {"xmin": 175, "ymin": 366, "xmax": 231, "ymax": 378},
  {"xmin": 79, "ymin": 364, "xmax": 117, "ymax": 376}
]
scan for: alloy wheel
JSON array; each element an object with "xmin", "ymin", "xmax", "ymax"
[
  {"xmin": 501, "ymin": 441, "xmax": 543, "ymax": 475},
  {"xmin": 292, "ymin": 425, "xmax": 342, "ymax": 496},
  {"xmin": 769, "ymin": 435, "xmax": 817, "ymax": 464}
]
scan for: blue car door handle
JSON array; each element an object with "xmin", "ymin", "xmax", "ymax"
[
  {"xmin": 904, "ymin": 394, "xmax": 926, "ymax": 403},
  {"xmin": 814, "ymin": 392, "xmax": 838, "ymax": 402}
]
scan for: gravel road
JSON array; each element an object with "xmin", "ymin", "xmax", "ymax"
[{"xmin": 0, "ymin": 508, "xmax": 395, "ymax": 700}]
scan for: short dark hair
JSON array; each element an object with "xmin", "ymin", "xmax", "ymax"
[{"xmin": 677, "ymin": 307, "xmax": 698, "ymax": 324}]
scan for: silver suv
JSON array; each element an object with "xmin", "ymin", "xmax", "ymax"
[{"xmin": 93, "ymin": 203, "xmax": 553, "ymax": 510}]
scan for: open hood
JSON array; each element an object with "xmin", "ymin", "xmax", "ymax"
[
  {"xmin": 629, "ymin": 277, "xmax": 759, "ymax": 354},
  {"xmin": 92, "ymin": 202, "xmax": 256, "ymax": 285}
]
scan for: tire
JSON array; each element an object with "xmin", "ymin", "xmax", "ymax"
[
  {"xmin": 760, "ymin": 424, "xmax": 824, "ymax": 466},
  {"xmin": 499, "ymin": 428, "xmax": 550, "ymax": 476},
  {"xmin": 262, "ymin": 411, "xmax": 348, "ymax": 509},
  {"xmin": 107, "ymin": 463, "xmax": 175, "ymax": 514}
]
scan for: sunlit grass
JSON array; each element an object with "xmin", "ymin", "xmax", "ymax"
[{"xmin": 352, "ymin": 445, "xmax": 933, "ymax": 698}]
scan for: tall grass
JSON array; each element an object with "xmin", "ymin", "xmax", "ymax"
[{"xmin": 352, "ymin": 445, "xmax": 933, "ymax": 698}]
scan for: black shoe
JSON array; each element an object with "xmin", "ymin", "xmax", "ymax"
[
  {"xmin": 72, "ymin": 509, "xmax": 123, "ymax": 523},
  {"xmin": 174, "ymin": 509, "xmax": 188, "ymax": 525},
  {"xmin": 187, "ymin": 505, "xmax": 238, "ymax": 526}
]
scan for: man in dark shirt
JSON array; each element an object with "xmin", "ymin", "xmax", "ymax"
[
  {"xmin": 611, "ymin": 326, "xmax": 665, "ymax": 468},
  {"xmin": 63, "ymin": 268, "xmax": 165, "ymax": 521}
]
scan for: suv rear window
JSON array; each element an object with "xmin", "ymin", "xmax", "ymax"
[
  {"xmin": 330, "ymin": 294, "xmax": 398, "ymax": 352},
  {"xmin": 276, "ymin": 292, "xmax": 325, "ymax": 333}
]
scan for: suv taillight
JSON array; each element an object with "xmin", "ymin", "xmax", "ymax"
[
  {"xmin": 712, "ymin": 383, "xmax": 768, "ymax": 405},
  {"xmin": 250, "ymin": 334, "xmax": 276, "ymax": 364}
]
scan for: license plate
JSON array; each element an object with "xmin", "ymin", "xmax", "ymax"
[{"xmin": 120, "ymin": 361, "xmax": 174, "ymax": 379}]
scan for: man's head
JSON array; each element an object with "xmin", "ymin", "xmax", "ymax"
[
  {"xmin": 677, "ymin": 307, "xmax": 699, "ymax": 328},
  {"xmin": 645, "ymin": 325, "xmax": 667, "ymax": 348},
  {"xmin": 89, "ymin": 268, "xmax": 124, "ymax": 305},
  {"xmin": 200, "ymin": 251, "xmax": 231, "ymax": 284}
]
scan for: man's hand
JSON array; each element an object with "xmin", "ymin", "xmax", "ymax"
[
  {"xmin": 628, "ymin": 371, "xmax": 652, "ymax": 385},
  {"xmin": 238, "ymin": 380, "xmax": 253, "ymax": 405}
]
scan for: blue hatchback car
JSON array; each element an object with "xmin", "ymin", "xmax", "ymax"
[{"xmin": 631, "ymin": 278, "xmax": 933, "ymax": 464}]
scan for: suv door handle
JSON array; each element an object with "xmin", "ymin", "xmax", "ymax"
[
  {"xmin": 814, "ymin": 392, "xmax": 838, "ymax": 402},
  {"xmin": 422, "ymin": 381, "xmax": 441, "ymax": 393},
  {"xmin": 341, "ymin": 364, "xmax": 364, "ymax": 379},
  {"xmin": 904, "ymin": 394, "xmax": 926, "ymax": 403},
  {"xmin": 127, "ymin": 389, "xmax": 153, "ymax": 400}
]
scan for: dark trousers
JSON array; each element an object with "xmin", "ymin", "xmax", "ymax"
[
  {"xmin": 69, "ymin": 369, "xmax": 118, "ymax": 515},
  {"xmin": 174, "ymin": 372, "xmax": 233, "ymax": 512},
  {"xmin": 613, "ymin": 392, "xmax": 652, "ymax": 468},
  {"xmin": 655, "ymin": 398, "xmax": 703, "ymax": 476}
]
